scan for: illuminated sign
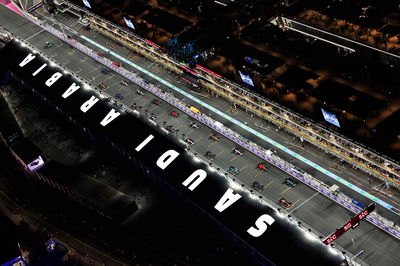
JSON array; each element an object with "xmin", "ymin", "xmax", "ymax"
[
  {"xmin": 239, "ymin": 71, "xmax": 254, "ymax": 87},
  {"xmin": 321, "ymin": 108, "xmax": 340, "ymax": 127},
  {"xmin": 82, "ymin": 0, "xmax": 92, "ymax": 9},
  {"xmin": 323, "ymin": 203, "xmax": 375, "ymax": 245},
  {"xmin": 1, "ymin": 256, "xmax": 27, "ymax": 266},
  {"xmin": 123, "ymin": 17, "xmax": 135, "ymax": 30},
  {"xmin": 27, "ymin": 155, "xmax": 45, "ymax": 172}
]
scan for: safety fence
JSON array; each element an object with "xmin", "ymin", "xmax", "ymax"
[{"xmin": 58, "ymin": 0, "xmax": 400, "ymax": 188}]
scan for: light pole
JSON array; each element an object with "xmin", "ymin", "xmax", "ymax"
[{"xmin": 351, "ymin": 250, "xmax": 364, "ymax": 260}]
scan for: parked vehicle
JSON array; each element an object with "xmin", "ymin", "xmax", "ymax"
[
  {"xmin": 189, "ymin": 122, "xmax": 200, "ymax": 129},
  {"xmin": 44, "ymin": 42, "xmax": 54, "ymax": 48},
  {"xmin": 209, "ymin": 133, "xmax": 220, "ymax": 141},
  {"xmin": 205, "ymin": 151, "xmax": 216, "ymax": 159},
  {"xmin": 98, "ymin": 82, "xmax": 107, "ymax": 89},
  {"xmin": 279, "ymin": 197, "xmax": 293, "ymax": 209},
  {"xmin": 185, "ymin": 137, "xmax": 195, "ymax": 146},
  {"xmin": 252, "ymin": 181, "xmax": 265, "ymax": 191},
  {"xmin": 131, "ymin": 103, "xmax": 142, "ymax": 111},
  {"xmin": 228, "ymin": 166, "xmax": 239, "ymax": 175},
  {"xmin": 256, "ymin": 163, "xmax": 269, "ymax": 172},
  {"xmin": 232, "ymin": 148, "xmax": 244, "ymax": 156},
  {"xmin": 170, "ymin": 111, "xmax": 179, "ymax": 117},
  {"xmin": 283, "ymin": 178, "xmax": 298, "ymax": 187},
  {"xmin": 121, "ymin": 80, "xmax": 130, "ymax": 86},
  {"xmin": 115, "ymin": 93, "xmax": 124, "ymax": 100},
  {"xmin": 165, "ymin": 125, "xmax": 175, "ymax": 133},
  {"xmin": 148, "ymin": 113, "xmax": 156, "ymax": 121}
]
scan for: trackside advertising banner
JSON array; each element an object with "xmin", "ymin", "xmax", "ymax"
[{"xmin": 0, "ymin": 41, "xmax": 345, "ymax": 265}]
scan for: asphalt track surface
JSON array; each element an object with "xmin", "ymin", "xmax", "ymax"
[
  {"xmin": 0, "ymin": 6, "xmax": 399, "ymax": 265},
  {"xmin": 58, "ymin": 13, "xmax": 400, "ymax": 217},
  {"xmin": 65, "ymin": 18, "xmax": 400, "ymax": 218},
  {"xmin": 75, "ymin": 20, "xmax": 400, "ymax": 216},
  {"xmin": 25, "ymin": 5, "xmax": 400, "ymax": 215}
]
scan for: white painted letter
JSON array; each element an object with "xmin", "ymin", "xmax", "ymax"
[
  {"xmin": 156, "ymin": 150, "xmax": 180, "ymax": 170},
  {"xmin": 135, "ymin": 135, "xmax": 154, "ymax": 152},
  {"xmin": 214, "ymin": 188, "xmax": 241, "ymax": 212},
  {"xmin": 247, "ymin": 214, "xmax": 275, "ymax": 237},
  {"xmin": 19, "ymin": 53, "xmax": 36, "ymax": 67},
  {"xmin": 32, "ymin": 63, "xmax": 47, "ymax": 76},
  {"xmin": 62, "ymin": 83, "xmax": 80, "ymax": 99},
  {"xmin": 45, "ymin": 72, "xmax": 63, "ymax": 87},
  {"xmin": 100, "ymin": 109, "xmax": 120, "ymax": 126},
  {"xmin": 182, "ymin": 169, "xmax": 207, "ymax": 191},
  {"xmin": 80, "ymin": 96, "xmax": 99, "ymax": 113}
]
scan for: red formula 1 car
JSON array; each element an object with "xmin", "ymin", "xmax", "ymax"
[
  {"xmin": 170, "ymin": 111, "xmax": 180, "ymax": 117},
  {"xmin": 256, "ymin": 163, "xmax": 269, "ymax": 172}
]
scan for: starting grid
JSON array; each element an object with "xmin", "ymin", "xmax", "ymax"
[
  {"xmin": 80, "ymin": 34, "xmax": 399, "ymax": 216},
  {"xmin": 17, "ymin": 10, "xmax": 400, "ymax": 240}
]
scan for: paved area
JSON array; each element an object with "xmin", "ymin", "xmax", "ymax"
[
  {"xmin": 1, "ymin": 82, "xmax": 156, "ymax": 215},
  {"xmin": 1, "ymin": 86, "xmax": 94, "ymax": 167}
]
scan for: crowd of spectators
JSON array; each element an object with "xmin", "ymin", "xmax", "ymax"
[
  {"xmin": 83, "ymin": 9, "xmax": 400, "ymax": 186},
  {"xmin": 199, "ymin": 70, "xmax": 400, "ymax": 186}
]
